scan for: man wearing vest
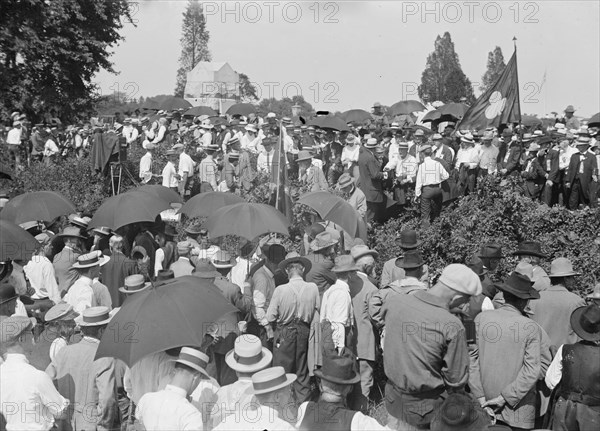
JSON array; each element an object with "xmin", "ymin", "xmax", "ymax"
[
  {"xmin": 545, "ymin": 304, "xmax": 600, "ymax": 430},
  {"xmin": 296, "ymin": 351, "xmax": 390, "ymax": 431}
]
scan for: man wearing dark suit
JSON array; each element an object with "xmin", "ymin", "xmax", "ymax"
[
  {"xmin": 500, "ymin": 138, "xmax": 523, "ymax": 176},
  {"xmin": 521, "ymin": 143, "xmax": 546, "ymax": 200},
  {"xmin": 357, "ymin": 139, "xmax": 384, "ymax": 224},
  {"xmin": 100, "ymin": 235, "xmax": 136, "ymax": 307},
  {"xmin": 133, "ymin": 224, "xmax": 158, "ymax": 277},
  {"xmin": 539, "ymin": 136, "xmax": 560, "ymax": 206},
  {"xmin": 566, "ymin": 137, "xmax": 598, "ymax": 209}
]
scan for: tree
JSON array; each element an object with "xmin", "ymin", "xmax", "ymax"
[
  {"xmin": 0, "ymin": 0, "xmax": 133, "ymax": 121},
  {"xmin": 238, "ymin": 73, "xmax": 258, "ymax": 102},
  {"xmin": 174, "ymin": 0, "xmax": 211, "ymax": 98},
  {"xmin": 418, "ymin": 32, "xmax": 475, "ymax": 104},
  {"xmin": 480, "ymin": 46, "xmax": 507, "ymax": 93},
  {"xmin": 257, "ymin": 95, "xmax": 315, "ymax": 118}
]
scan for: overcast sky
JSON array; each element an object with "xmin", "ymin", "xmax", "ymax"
[{"xmin": 94, "ymin": 0, "xmax": 600, "ymax": 117}]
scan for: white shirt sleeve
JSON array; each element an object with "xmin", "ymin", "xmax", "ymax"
[
  {"xmin": 545, "ymin": 344, "xmax": 564, "ymax": 390},
  {"xmin": 481, "ymin": 297, "xmax": 494, "ymax": 312},
  {"xmin": 154, "ymin": 249, "xmax": 165, "ymax": 277}
]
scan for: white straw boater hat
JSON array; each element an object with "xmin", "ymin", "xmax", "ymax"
[
  {"xmin": 72, "ymin": 251, "xmax": 110, "ymax": 269},
  {"xmin": 225, "ymin": 334, "xmax": 273, "ymax": 373},
  {"xmin": 119, "ymin": 274, "xmax": 151, "ymax": 294},
  {"xmin": 79, "ymin": 306, "xmax": 113, "ymax": 326},
  {"xmin": 175, "ymin": 347, "xmax": 210, "ymax": 377},
  {"xmin": 251, "ymin": 366, "xmax": 297, "ymax": 395}
]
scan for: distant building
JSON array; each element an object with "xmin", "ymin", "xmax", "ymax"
[{"xmin": 184, "ymin": 61, "xmax": 240, "ymax": 113}]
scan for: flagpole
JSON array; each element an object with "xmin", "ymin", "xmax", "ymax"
[
  {"xmin": 275, "ymin": 121, "xmax": 282, "ymax": 210},
  {"xmin": 513, "ymin": 36, "xmax": 523, "ymax": 135}
]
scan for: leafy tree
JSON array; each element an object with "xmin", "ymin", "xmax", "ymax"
[
  {"xmin": 418, "ymin": 32, "xmax": 475, "ymax": 104},
  {"xmin": 174, "ymin": 0, "xmax": 211, "ymax": 98},
  {"xmin": 238, "ymin": 73, "xmax": 258, "ymax": 102},
  {"xmin": 257, "ymin": 95, "xmax": 315, "ymax": 118},
  {"xmin": 0, "ymin": 0, "xmax": 133, "ymax": 121},
  {"xmin": 480, "ymin": 46, "xmax": 507, "ymax": 92}
]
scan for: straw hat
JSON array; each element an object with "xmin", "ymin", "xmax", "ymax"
[
  {"xmin": 72, "ymin": 251, "xmax": 110, "ymax": 269},
  {"xmin": 44, "ymin": 303, "xmax": 79, "ymax": 322},
  {"xmin": 119, "ymin": 274, "xmax": 151, "ymax": 294},
  {"xmin": 79, "ymin": 306, "xmax": 113, "ymax": 326},
  {"xmin": 175, "ymin": 347, "xmax": 210, "ymax": 377},
  {"xmin": 548, "ymin": 257, "xmax": 580, "ymax": 278},
  {"xmin": 225, "ymin": 334, "xmax": 273, "ymax": 373},
  {"xmin": 251, "ymin": 366, "xmax": 297, "ymax": 395}
]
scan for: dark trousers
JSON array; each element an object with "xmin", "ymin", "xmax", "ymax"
[
  {"xmin": 366, "ymin": 201, "xmax": 384, "ymax": 225},
  {"xmin": 213, "ymin": 351, "xmax": 237, "ymax": 386},
  {"xmin": 542, "ymin": 181, "xmax": 554, "ymax": 206},
  {"xmin": 551, "ymin": 397, "xmax": 600, "ymax": 431},
  {"xmin": 273, "ymin": 321, "xmax": 311, "ymax": 402},
  {"xmin": 420, "ymin": 185, "xmax": 443, "ymax": 228},
  {"xmin": 569, "ymin": 179, "xmax": 589, "ymax": 209},
  {"xmin": 385, "ymin": 382, "xmax": 446, "ymax": 429},
  {"xmin": 247, "ymin": 320, "xmax": 273, "ymax": 351}
]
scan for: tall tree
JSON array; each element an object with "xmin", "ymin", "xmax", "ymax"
[
  {"xmin": 174, "ymin": 0, "xmax": 211, "ymax": 98},
  {"xmin": 480, "ymin": 46, "xmax": 507, "ymax": 93},
  {"xmin": 0, "ymin": 0, "xmax": 132, "ymax": 121},
  {"xmin": 418, "ymin": 32, "xmax": 474, "ymax": 104},
  {"xmin": 238, "ymin": 73, "xmax": 258, "ymax": 102},
  {"xmin": 257, "ymin": 95, "xmax": 315, "ymax": 118}
]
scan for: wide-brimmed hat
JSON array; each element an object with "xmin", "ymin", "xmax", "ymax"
[
  {"xmin": 68, "ymin": 215, "xmax": 89, "ymax": 229},
  {"xmin": 478, "ymin": 243, "xmax": 503, "ymax": 259},
  {"xmin": 430, "ymin": 393, "xmax": 491, "ymax": 431},
  {"xmin": 365, "ymin": 138, "xmax": 378, "ymax": 148},
  {"xmin": 211, "ymin": 250, "xmax": 236, "ymax": 269},
  {"xmin": 0, "ymin": 282, "xmax": 33, "ymax": 305},
  {"xmin": 439, "ymin": 263, "xmax": 482, "ymax": 296},
  {"xmin": 225, "ymin": 334, "xmax": 273, "ymax": 373},
  {"xmin": 345, "ymin": 134, "xmax": 357, "ymax": 144},
  {"xmin": 175, "ymin": 347, "xmax": 210, "ymax": 377},
  {"xmin": 44, "ymin": 303, "xmax": 79, "ymax": 322},
  {"xmin": 513, "ymin": 241, "xmax": 547, "ymax": 259},
  {"xmin": 310, "ymin": 231, "xmax": 339, "ymax": 252},
  {"xmin": 244, "ymin": 124, "xmax": 257, "ymax": 133},
  {"xmin": 72, "ymin": 251, "xmax": 109, "ymax": 269},
  {"xmin": 419, "ymin": 144, "xmax": 433, "ymax": 152},
  {"xmin": 0, "ymin": 315, "xmax": 34, "ymax": 343},
  {"xmin": 251, "ymin": 366, "xmax": 297, "ymax": 395},
  {"xmin": 575, "ymin": 136, "xmax": 591, "ymax": 146},
  {"xmin": 414, "ymin": 129, "xmax": 425, "ymax": 137},
  {"xmin": 395, "ymin": 250, "xmax": 424, "ymax": 269},
  {"xmin": 564, "ymin": 105, "xmax": 575, "ymax": 113},
  {"xmin": 466, "ymin": 255, "xmax": 488, "ymax": 277},
  {"xmin": 570, "ymin": 305, "xmax": 600, "ymax": 342},
  {"xmin": 521, "ymin": 133, "xmax": 535, "ymax": 143},
  {"xmin": 184, "ymin": 223, "xmax": 206, "ymax": 236},
  {"xmin": 193, "ymin": 260, "xmax": 220, "ymax": 279},
  {"xmin": 79, "ymin": 306, "xmax": 113, "ymax": 326},
  {"xmin": 278, "ymin": 251, "xmax": 312, "ymax": 274},
  {"xmin": 548, "ymin": 257, "xmax": 580, "ymax": 278},
  {"xmin": 177, "ymin": 241, "xmax": 192, "ymax": 255},
  {"xmin": 92, "ymin": 226, "xmax": 112, "ymax": 237},
  {"xmin": 131, "ymin": 246, "xmax": 147, "ymax": 260},
  {"xmin": 119, "ymin": 274, "xmax": 151, "ymax": 294},
  {"xmin": 350, "ymin": 244, "xmax": 379, "ymax": 261},
  {"xmin": 528, "ymin": 143, "xmax": 541, "ymax": 152},
  {"xmin": 495, "ymin": 272, "xmax": 539, "ymax": 300},
  {"xmin": 19, "ymin": 221, "xmax": 41, "ymax": 232},
  {"xmin": 156, "ymin": 269, "xmax": 175, "ymax": 283},
  {"xmin": 296, "ymin": 150, "xmax": 312, "ymax": 162},
  {"xmin": 331, "ymin": 255, "xmax": 358, "ymax": 273},
  {"xmin": 57, "ymin": 226, "xmax": 85, "ymax": 240},
  {"xmin": 315, "ymin": 351, "xmax": 360, "ymax": 385},
  {"xmin": 396, "ymin": 229, "xmax": 421, "ymax": 249},
  {"xmin": 337, "ymin": 173, "xmax": 355, "ymax": 189}
]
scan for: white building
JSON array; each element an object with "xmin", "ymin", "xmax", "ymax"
[{"xmin": 184, "ymin": 61, "xmax": 239, "ymax": 113}]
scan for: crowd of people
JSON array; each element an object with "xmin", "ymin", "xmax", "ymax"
[{"xmin": 2, "ymin": 104, "xmax": 599, "ymax": 229}]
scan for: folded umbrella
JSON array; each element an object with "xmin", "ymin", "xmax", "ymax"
[
  {"xmin": 203, "ymin": 202, "xmax": 290, "ymax": 240},
  {"xmin": 0, "ymin": 219, "xmax": 39, "ymax": 262},
  {"xmin": 226, "ymin": 103, "xmax": 256, "ymax": 116},
  {"xmin": 134, "ymin": 185, "xmax": 183, "ymax": 204},
  {"xmin": 183, "ymin": 106, "xmax": 218, "ymax": 117},
  {"xmin": 95, "ymin": 275, "xmax": 237, "ymax": 366},
  {"xmin": 88, "ymin": 191, "xmax": 171, "ymax": 231},
  {"xmin": 179, "ymin": 191, "xmax": 244, "ymax": 218},
  {"xmin": 298, "ymin": 191, "xmax": 367, "ymax": 241},
  {"xmin": 389, "ymin": 100, "xmax": 426, "ymax": 116},
  {"xmin": 0, "ymin": 191, "xmax": 76, "ymax": 225}
]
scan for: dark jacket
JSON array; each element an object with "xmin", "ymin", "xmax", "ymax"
[
  {"xmin": 356, "ymin": 147, "xmax": 384, "ymax": 203},
  {"xmin": 566, "ymin": 152, "xmax": 597, "ymax": 199}
]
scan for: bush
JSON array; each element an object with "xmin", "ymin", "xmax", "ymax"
[{"xmin": 371, "ymin": 175, "xmax": 600, "ymax": 297}]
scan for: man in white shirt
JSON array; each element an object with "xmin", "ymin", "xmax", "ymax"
[
  {"xmin": 139, "ymin": 143, "xmax": 155, "ymax": 183},
  {"xmin": 122, "ymin": 118, "xmax": 139, "ymax": 146},
  {"xmin": 455, "ymin": 134, "xmax": 480, "ymax": 195},
  {"xmin": 256, "ymin": 138, "xmax": 276, "ymax": 175},
  {"xmin": 174, "ymin": 143, "xmax": 195, "ymax": 198},
  {"xmin": 63, "ymin": 251, "xmax": 109, "ymax": 315},
  {"xmin": 198, "ymin": 144, "xmax": 219, "ymax": 191},
  {"xmin": 136, "ymin": 347, "xmax": 211, "ymax": 431},
  {"xmin": 240, "ymin": 124, "xmax": 261, "ymax": 153},
  {"xmin": 1, "ymin": 316, "xmax": 69, "ymax": 431},
  {"xmin": 478, "ymin": 131, "xmax": 500, "ymax": 175},
  {"xmin": 200, "ymin": 122, "xmax": 214, "ymax": 148},
  {"xmin": 6, "ymin": 121, "xmax": 23, "ymax": 168},
  {"xmin": 23, "ymin": 233, "xmax": 61, "ymax": 306},
  {"xmin": 393, "ymin": 142, "xmax": 418, "ymax": 206},
  {"xmin": 161, "ymin": 150, "xmax": 180, "ymax": 190},
  {"xmin": 341, "ymin": 134, "xmax": 361, "ymax": 179},
  {"xmin": 415, "ymin": 144, "xmax": 449, "ymax": 228},
  {"xmin": 321, "ymin": 255, "xmax": 356, "ymax": 355}
]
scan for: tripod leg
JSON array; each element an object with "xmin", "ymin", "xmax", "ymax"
[{"xmin": 117, "ymin": 165, "xmax": 123, "ymax": 194}]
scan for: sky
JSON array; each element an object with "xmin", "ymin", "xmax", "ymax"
[{"xmin": 94, "ymin": 0, "xmax": 600, "ymax": 117}]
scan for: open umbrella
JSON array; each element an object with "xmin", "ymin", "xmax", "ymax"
[
  {"xmin": 588, "ymin": 112, "xmax": 600, "ymax": 128},
  {"xmin": 183, "ymin": 106, "xmax": 218, "ymax": 117},
  {"xmin": 389, "ymin": 100, "xmax": 426, "ymax": 116},
  {"xmin": 88, "ymin": 191, "xmax": 171, "ymax": 231},
  {"xmin": 422, "ymin": 103, "xmax": 469, "ymax": 123},
  {"xmin": 141, "ymin": 98, "xmax": 160, "ymax": 110},
  {"xmin": 179, "ymin": 192, "xmax": 244, "ymax": 218},
  {"xmin": 204, "ymin": 202, "xmax": 290, "ymax": 240},
  {"xmin": 226, "ymin": 103, "xmax": 256, "ymax": 116},
  {"xmin": 298, "ymin": 192, "xmax": 367, "ymax": 241},
  {"xmin": 154, "ymin": 95, "xmax": 192, "ymax": 111},
  {"xmin": 521, "ymin": 115, "xmax": 542, "ymax": 128},
  {"xmin": 0, "ymin": 191, "xmax": 76, "ymax": 224},
  {"xmin": 95, "ymin": 275, "xmax": 236, "ymax": 366},
  {"xmin": 134, "ymin": 185, "xmax": 183, "ymax": 204},
  {"xmin": 0, "ymin": 219, "xmax": 39, "ymax": 262},
  {"xmin": 341, "ymin": 109, "xmax": 372, "ymax": 124},
  {"xmin": 309, "ymin": 116, "xmax": 350, "ymax": 132}
]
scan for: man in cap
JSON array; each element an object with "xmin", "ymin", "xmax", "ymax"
[
  {"xmin": 470, "ymin": 272, "xmax": 550, "ymax": 430},
  {"xmin": 521, "ymin": 142, "xmax": 546, "ymax": 199},
  {"xmin": 24, "ymin": 232, "xmax": 61, "ymax": 306},
  {"xmin": 415, "ymin": 144, "xmax": 449, "ymax": 228},
  {"xmin": 136, "ymin": 346, "xmax": 211, "ymax": 430},
  {"xmin": 545, "ymin": 304, "xmax": 600, "ymax": 430},
  {"xmin": 63, "ymin": 251, "xmax": 110, "ymax": 314},
  {"xmin": 349, "ymin": 245, "xmax": 380, "ymax": 399},
  {"xmin": 211, "ymin": 334, "xmax": 273, "ymax": 426},
  {"xmin": 1, "ymin": 315, "xmax": 70, "ymax": 430},
  {"xmin": 213, "ymin": 366, "xmax": 297, "ymax": 430},
  {"xmin": 513, "ymin": 241, "xmax": 551, "ymax": 292},
  {"xmin": 53, "ymin": 226, "xmax": 85, "ymax": 295},
  {"xmin": 170, "ymin": 241, "xmax": 195, "ymax": 277},
  {"xmin": 46, "ymin": 307, "xmax": 119, "ymax": 431},
  {"xmin": 566, "ymin": 136, "xmax": 598, "ymax": 209},
  {"xmin": 383, "ymin": 264, "xmax": 481, "ymax": 429},
  {"xmin": 563, "ymin": 105, "xmax": 580, "ymax": 130},
  {"xmin": 266, "ymin": 252, "xmax": 319, "ymax": 401},
  {"xmin": 357, "ymin": 137, "xmax": 385, "ymax": 224},
  {"xmin": 338, "ymin": 173, "xmax": 367, "ymax": 221},
  {"xmin": 529, "ymin": 257, "xmax": 586, "ymax": 347},
  {"xmin": 296, "ymin": 351, "xmax": 391, "ymax": 431}
]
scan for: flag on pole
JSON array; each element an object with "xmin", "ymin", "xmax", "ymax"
[{"xmin": 458, "ymin": 49, "xmax": 521, "ymax": 130}]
